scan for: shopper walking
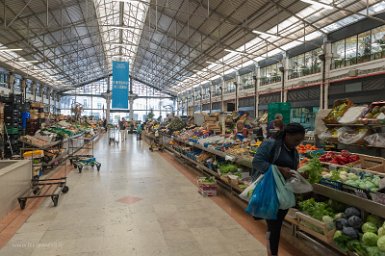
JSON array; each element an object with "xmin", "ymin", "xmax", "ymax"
[
  {"xmin": 119, "ymin": 117, "xmax": 127, "ymax": 141},
  {"xmin": 251, "ymin": 123, "xmax": 305, "ymax": 256}
]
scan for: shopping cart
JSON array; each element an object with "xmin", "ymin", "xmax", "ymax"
[
  {"xmin": 70, "ymin": 155, "xmax": 101, "ymax": 173},
  {"xmin": 17, "ymin": 149, "xmax": 69, "ymax": 209},
  {"xmin": 108, "ymin": 127, "xmax": 119, "ymax": 145},
  {"xmin": 149, "ymin": 130, "xmax": 163, "ymax": 152}
]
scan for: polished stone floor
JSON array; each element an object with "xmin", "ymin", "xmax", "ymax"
[{"xmin": 0, "ymin": 135, "xmax": 266, "ymax": 256}]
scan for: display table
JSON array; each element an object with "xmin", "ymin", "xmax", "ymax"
[{"xmin": 0, "ymin": 160, "xmax": 32, "ymax": 219}]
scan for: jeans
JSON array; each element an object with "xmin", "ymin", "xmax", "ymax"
[
  {"xmin": 266, "ymin": 209, "xmax": 288, "ymax": 256},
  {"xmin": 120, "ymin": 130, "xmax": 127, "ymax": 141}
]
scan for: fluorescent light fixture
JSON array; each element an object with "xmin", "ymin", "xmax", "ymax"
[
  {"xmin": 224, "ymin": 49, "xmax": 247, "ymax": 55},
  {"xmin": 0, "ymin": 48, "xmax": 23, "ymax": 52},
  {"xmin": 299, "ymin": 0, "xmax": 333, "ymax": 9},
  {"xmin": 252, "ymin": 30, "xmax": 280, "ymax": 38},
  {"xmin": 18, "ymin": 60, "xmax": 38, "ymax": 63},
  {"xmin": 207, "ymin": 61, "xmax": 217, "ymax": 65},
  {"xmin": 110, "ymin": 26, "xmax": 132, "ymax": 30}
]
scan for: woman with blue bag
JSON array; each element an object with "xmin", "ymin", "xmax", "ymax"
[{"xmin": 248, "ymin": 123, "xmax": 305, "ymax": 256}]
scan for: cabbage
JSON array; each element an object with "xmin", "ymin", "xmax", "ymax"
[
  {"xmin": 363, "ymin": 222, "xmax": 379, "ymax": 234},
  {"xmin": 323, "ymin": 216, "xmax": 335, "ymax": 230},
  {"xmin": 345, "ymin": 207, "xmax": 361, "ymax": 218},
  {"xmin": 378, "ymin": 227, "xmax": 385, "ymax": 237},
  {"xmin": 362, "ymin": 232, "xmax": 379, "ymax": 246},
  {"xmin": 348, "ymin": 215, "xmax": 363, "ymax": 229},
  {"xmin": 378, "ymin": 236, "xmax": 385, "ymax": 252},
  {"xmin": 367, "ymin": 215, "xmax": 382, "ymax": 228}
]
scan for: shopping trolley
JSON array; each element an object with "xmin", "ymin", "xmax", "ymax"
[
  {"xmin": 70, "ymin": 155, "xmax": 101, "ymax": 173},
  {"xmin": 108, "ymin": 127, "xmax": 119, "ymax": 145},
  {"xmin": 149, "ymin": 130, "xmax": 163, "ymax": 152}
]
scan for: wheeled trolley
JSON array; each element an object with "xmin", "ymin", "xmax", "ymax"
[
  {"xmin": 70, "ymin": 154, "xmax": 101, "ymax": 173},
  {"xmin": 17, "ymin": 150, "xmax": 69, "ymax": 209},
  {"xmin": 108, "ymin": 127, "xmax": 119, "ymax": 145},
  {"xmin": 149, "ymin": 131, "xmax": 163, "ymax": 152},
  {"xmin": 17, "ymin": 176, "xmax": 69, "ymax": 209}
]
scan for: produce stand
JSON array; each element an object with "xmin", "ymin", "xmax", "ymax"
[{"xmin": 144, "ymin": 129, "xmax": 385, "ymax": 256}]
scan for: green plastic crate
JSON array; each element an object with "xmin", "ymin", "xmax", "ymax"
[{"xmin": 268, "ymin": 102, "xmax": 291, "ymax": 124}]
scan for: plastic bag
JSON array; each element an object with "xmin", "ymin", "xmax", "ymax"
[
  {"xmin": 338, "ymin": 106, "xmax": 367, "ymax": 124},
  {"xmin": 272, "ymin": 166, "xmax": 296, "ymax": 210},
  {"xmin": 337, "ymin": 127, "xmax": 369, "ymax": 145},
  {"xmin": 239, "ymin": 174, "xmax": 264, "ymax": 201},
  {"xmin": 285, "ymin": 170, "xmax": 313, "ymax": 194},
  {"xmin": 246, "ymin": 166, "xmax": 279, "ymax": 220},
  {"xmin": 364, "ymin": 133, "xmax": 385, "ymax": 147}
]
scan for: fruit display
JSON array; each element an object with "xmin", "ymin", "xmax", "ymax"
[
  {"xmin": 323, "ymin": 99, "xmax": 353, "ymax": 124},
  {"xmin": 296, "ymin": 144, "xmax": 319, "ymax": 154},
  {"xmin": 319, "ymin": 150, "xmax": 360, "ymax": 165},
  {"xmin": 361, "ymin": 102, "xmax": 385, "ymax": 123},
  {"xmin": 166, "ymin": 117, "xmax": 186, "ymax": 131}
]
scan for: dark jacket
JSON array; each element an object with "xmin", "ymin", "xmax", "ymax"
[{"xmin": 251, "ymin": 138, "xmax": 299, "ymax": 180}]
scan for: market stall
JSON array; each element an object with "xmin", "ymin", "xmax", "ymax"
[{"xmin": 143, "ymin": 107, "xmax": 385, "ymax": 256}]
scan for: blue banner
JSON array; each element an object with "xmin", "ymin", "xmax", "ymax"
[{"xmin": 112, "ymin": 61, "xmax": 129, "ymax": 109}]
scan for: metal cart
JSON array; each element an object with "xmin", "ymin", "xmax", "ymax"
[
  {"xmin": 70, "ymin": 155, "xmax": 101, "ymax": 173},
  {"xmin": 108, "ymin": 127, "xmax": 119, "ymax": 145},
  {"xmin": 69, "ymin": 132, "xmax": 101, "ymax": 173},
  {"xmin": 17, "ymin": 149, "xmax": 69, "ymax": 209},
  {"xmin": 149, "ymin": 130, "xmax": 163, "ymax": 152}
]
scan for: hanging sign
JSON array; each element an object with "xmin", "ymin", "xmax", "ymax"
[{"xmin": 112, "ymin": 61, "xmax": 129, "ymax": 109}]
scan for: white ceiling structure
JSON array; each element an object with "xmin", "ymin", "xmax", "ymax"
[{"xmin": 0, "ymin": 0, "xmax": 384, "ymax": 95}]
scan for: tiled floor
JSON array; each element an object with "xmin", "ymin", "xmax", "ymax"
[{"xmin": 0, "ymin": 135, "xmax": 267, "ymax": 256}]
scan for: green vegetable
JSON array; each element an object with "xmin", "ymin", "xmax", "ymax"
[
  {"xmin": 378, "ymin": 227, "xmax": 385, "ymax": 237},
  {"xmin": 364, "ymin": 246, "xmax": 385, "ymax": 256},
  {"xmin": 299, "ymin": 158, "xmax": 322, "ymax": 184},
  {"xmin": 322, "ymin": 216, "xmax": 335, "ymax": 230},
  {"xmin": 363, "ymin": 232, "xmax": 379, "ymax": 246},
  {"xmin": 333, "ymin": 230, "xmax": 352, "ymax": 251},
  {"xmin": 378, "ymin": 236, "xmax": 385, "ymax": 252},
  {"xmin": 298, "ymin": 198, "xmax": 335, "ymax": 221},
  {"xmin": 346, "ymin": 240, "xmax": 367, "ymax": 256},
  {"xmin": 363, "ymin": 222, "xmax": 379, "ymax": 234},
  {"xmin": 335, "ymin": 213, "xmax": 345, "ymax": 220},
  {"xmin": 367, "ymin": 215, "xmax": 382, "ymax": 228}
]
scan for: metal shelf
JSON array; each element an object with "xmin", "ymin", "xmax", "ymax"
[
  {"xmin": 313, "ymin": 184, "xmax": 385, "ymax": 219},
  {"xmin": 171, "ymin": 136, "xmax": 253, "ymax": 169}
]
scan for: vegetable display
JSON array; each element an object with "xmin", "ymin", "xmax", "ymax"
[
  {"xmin": 319, "ymin": 150, "xmax": 360, "ymax": 165},
  {"xmin": 297, "ymin": 158, "xmax": 323, "ymax": 184}
]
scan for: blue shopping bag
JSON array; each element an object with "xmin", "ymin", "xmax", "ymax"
[{"xmin": 246, "ymin": 165, "xmax": 279, "ymax": 220}]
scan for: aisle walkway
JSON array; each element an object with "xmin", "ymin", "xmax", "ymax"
[{"xmin": 0, "ymin": 135, "xmax": 267, "ymax": 256}]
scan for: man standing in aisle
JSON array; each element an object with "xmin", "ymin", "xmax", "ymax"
[{"xmin": 119, "ymin": 117, "xmax": 127, "ymax": 141}]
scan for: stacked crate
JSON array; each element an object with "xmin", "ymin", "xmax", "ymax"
[
  {"xmin": 3, "ymin": 95, "xmax": 23, "ymax": 157},
  {"xmin": 27, "ymin": 102, "xmax": 45, "ymax": 135}
]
